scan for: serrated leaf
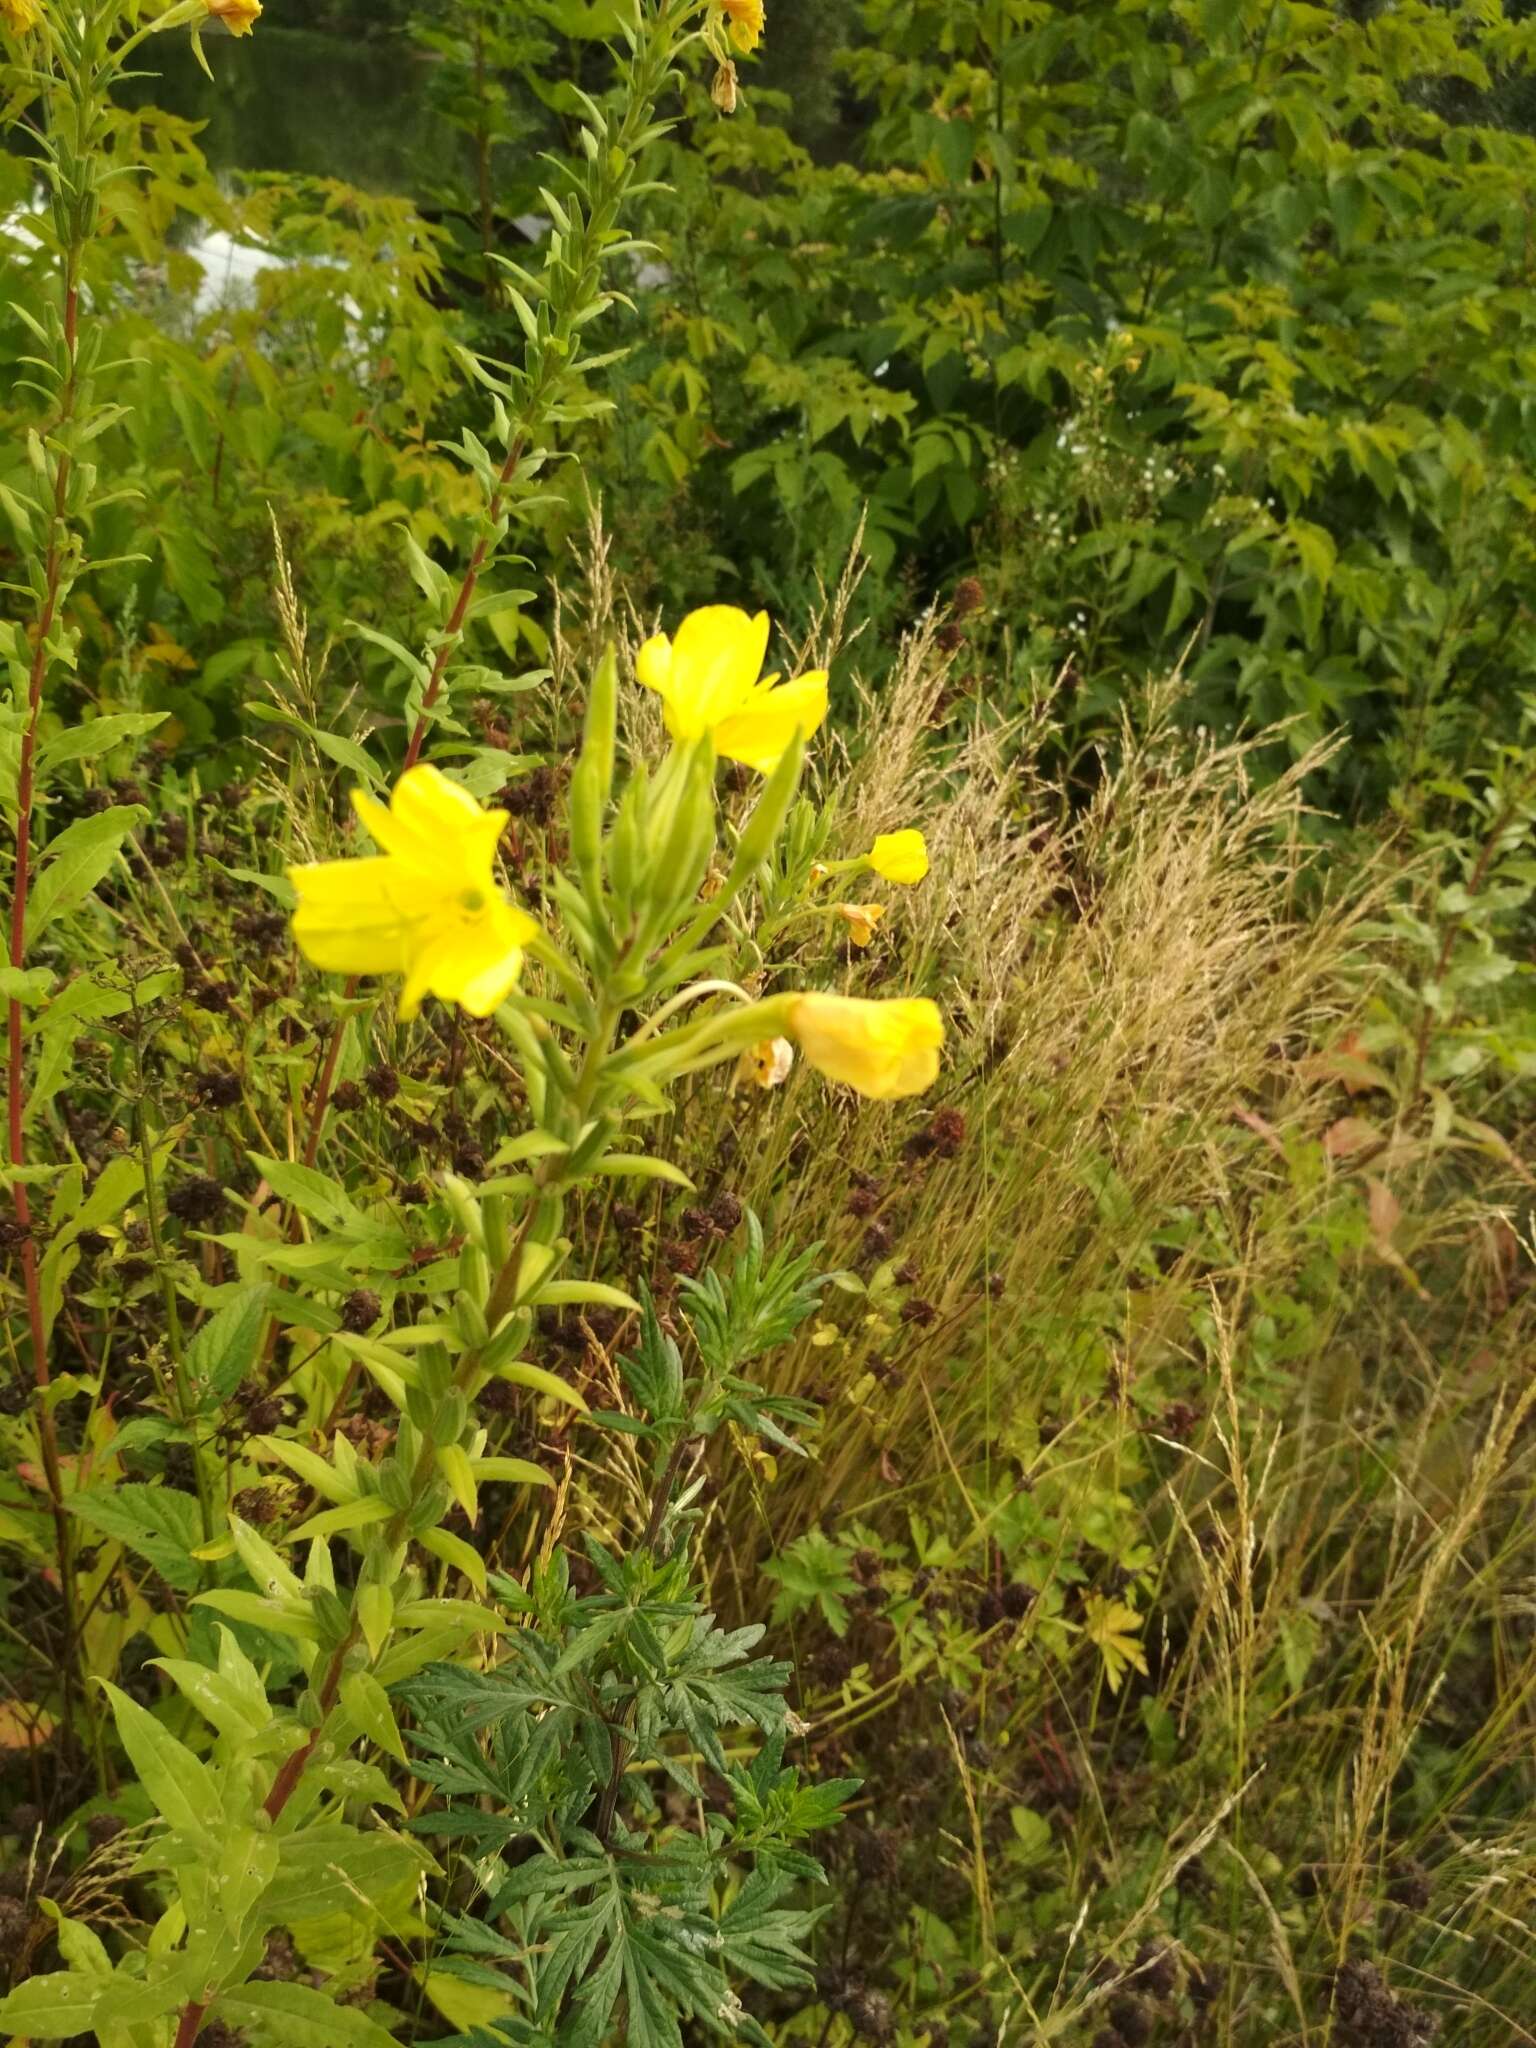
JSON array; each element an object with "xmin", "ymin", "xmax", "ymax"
[
  {"xmin": 187, "ymin": 1284, "xmax": 271, "ymax": 1404},
  {"xmin": 67, "ymin": 1483, "xmax": 204, "ymax": 1592}
]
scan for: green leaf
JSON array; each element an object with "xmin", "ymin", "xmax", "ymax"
[
  {"xmin": 0, "ymin": 1964, "xmax": 191, "ymax": 2038},
  {"xmin": 187, "ymin": 1285, "xmax": 272, "ymax": 1404},
  {"xmin": 68, "ymin": 1483, "xmax": 204, "ymax": 1592},
  {"xmin": 25, "ymin": 807, "xmax": 144, "ymax": 942},
  {"xmin": 420, "ymin": 1523, "xmax": 489, "ymax": 1594},
  {"xmin": 261, "ymin": 1825, "xmax": 431, "ymax": 1924},
  {"xmin": 471, "ymin": 1456, "xmax": 554, "ymax": 1488},
  {"xmin": 247, "ymin": 1154, "xmax": 361, "ymax": 1233},
  {"xmin": 0, "ymin": 965, "xmax": 54, "ymax": 1004},
  {"xmin": 533, "ymin": 1280, "xmax": 640, "ymax": 1311},
  {"xmin": 488, "ymin": 1360, "xmax": 589, "ymax": 1411},
  {"xmin": 591, "ymin": 1153, "xmax": 694, "ymax": 1189},
  {"xmin": 37, "ymin": 712, "xmax": 167, "ymax": 776},
  {"xmin": 154, "ymin": 1626, "xmax": 274, "ymax": 1742},
  {"xmin": 341, "ymin": 1668, "xmax": 408, "ymax": 1765},
  {"xmin": 287, "ymin": 1495, "xmax": 393, "ymax": 1543},
  {"xmin": 98, "ymin": 1682, "xmax": 222, "ymax": 1838},
  {"xmin": 193, "ymin": 1589, "xmax": 320, "ymax": 1640},
  {"xmin": 212, "ymin": 1979, "xmax": 404, "ymax": 2047},
  {"xmin": 244, "ymin": 702, "xmax": 386, "ymax": 789}
]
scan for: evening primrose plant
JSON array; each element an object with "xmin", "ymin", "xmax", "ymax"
[
  {"xmin": 0, "ymin": 4, "xmax": 934, "ymax": 2042},
  {"xmin": 24, "ymin": 618, "xmax": 935, "ymax": 2048}
]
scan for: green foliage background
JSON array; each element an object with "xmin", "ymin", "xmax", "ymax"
[{"xmin": 4, "ymin": 2, "xmax": 1536, "ymax": 2045}]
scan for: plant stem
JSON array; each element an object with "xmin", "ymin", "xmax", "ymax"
[
  {"xmin": 6, "ymin": 245, "xmax": 84, "ymax": 1756},
  {"xmin": 400, "ymin": 0, "xmax": 696, "ymax": 767}
]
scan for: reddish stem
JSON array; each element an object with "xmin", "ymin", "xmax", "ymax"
[
  {"xmin": 400, "ymin": 436, "xmax": 526, "ymax": 772},
  {"xmin": 171, "ymin": 1642, "xmax": 350, "ymax": 2045},
  {"xmin": 301, "ymin": 1016, "xmax": 351, "ymax": 1173},
  {"xmin": 7, "ymin": 279, "xmax": 82, "ymax": 1737}
]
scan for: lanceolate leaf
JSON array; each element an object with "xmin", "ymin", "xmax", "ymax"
[
  {"xmin": 212, "ymin": 1979, "xmax": 404, "ymax": 2046},
  {"xmin": 24, "ymin": 806, "xmax": 145, "ymax": 942}
]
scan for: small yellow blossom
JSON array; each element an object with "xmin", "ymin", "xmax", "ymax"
[
  {"xmin": 719, "ymin": 0, "xmax": 764, "ymax": 53},
  {"xmin": 867, "ymin": 829, "xmax": 929, "ymax": 885},
  {"xmin": 835, "ymin": 902, "xmax": 885, "ymax": 949},
  {"xmin": 737, "ymin": 1036, "xmax": 794, "ymax": 1090},
  {"xmin": 788, "ymin": 993, "xmax": 944, "ymax": 1101},
  {"xmin": 711, "ymin": 60, "xmax": 739, "ymax": 114},
  {"xmin": 637, "ymin": 606, "xmax": 827, "ymax": 774},
  {"xmin": 287, "ymin": 764, "xmax": 538, "ymax": 1021},
  {"xmin": 204, "ymin": 0, "xmax": 261, "ymax": 31},
  {"xmin": 0, "ymin": 0, "xmax": 41, "ymax": 30}
]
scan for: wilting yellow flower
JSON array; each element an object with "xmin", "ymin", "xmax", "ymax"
[
  {"xmin": 719, "ymin": 0, "xmax": 764, "ymax": 53},
  {"xmin": 835, "ymin": 902, "xmax": 885, "ymax": 949},
  {"xmin": 0, "ymin": 0, "xmax": 41, "ymax": 30},
  {"xmin": 788, "ymin": 993, "xmax": 943, "ymax": 1101},
  {"xmin": 737, "ymin": 1036, "xmax": 795, "ymax": 1090},
  {"xmin": 868, "ymin": 829, "xmax": 929, "ymax": 886},
  {"xmin": 204, "ymin": 0, "xmax": 261, "ymax": 32},
  {"xmin": 637, "ymin": 606, "xmax": 827, "ymax": 774},
  {"xmin": 711, "ymin": 59, "xmax": 739, "ymax": 113},
  {"xmin": 288, "ymin": 765, "xmax": 538, "ymax": 1020}
]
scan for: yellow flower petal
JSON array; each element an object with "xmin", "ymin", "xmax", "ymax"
[
  {"xmin": 288, "ymin": 768, "xmax": 538, "ymax": 1018},
  {"xmin": 868, "ymin": 829, "xmax": 929, "ymax": 886},
  {"xmin": 354, "ymin": 764, "xmax": 505, "ymax": 881},
  {"xmin": 204, "ymin": 0, "xmax": 261, "ymax": 31},
  {"xmin": 835, "ymin": 902, "xmax": 885, "ymax": 949},
  {"xmin": 0, "ymin": 0, "xmax": 42, "ymax": 31},
  {"xmin": 638, "ymin": 606, "xmax": 772, "ymax": 741},
  {"xmin": 288, "ymin": 857, "xmax": 409, "ymax": 975},
  {"xmin": 789, "ymin": 993, "xmax": 944, "ymax": 1101},
  {"xmin": 713, "ymin": 670, "xmax": 828, "ymax": 773},
  {"xmin": 400, "ymin": 897, "xmax": 536, "ymax": 1019},
  {"xmin": 719, "ymin": 0, "xmax": 763, "ymax": 52}
]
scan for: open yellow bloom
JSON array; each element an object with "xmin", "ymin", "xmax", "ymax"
[
  {"xmin": 637, "ymin": 606, "xmax": 827, "ymax": 773},
  {"xmin": 868, "ymin": 829, "xmax": 929, "ymax": 885},
  {"xmin": 288, "ymin": 765, "xmax": 538, "ymax": 1021},
  {"xmin": 0, "ymin": 0, "xmax": 41, "ymax": 30},
  {"xmin": 835, "ymin": 902, "xmax": 885, "ymax": 949},
  {"xmin": 204, "ymin": 0, "xmax": 261, "ymax": 32},
  {"xmin": 719, "ymin": 0, "xmax": 764, "ymax": 53},
  {"xmin": 788, "ymin": 993, "xmax": 944, "ymax": 1101}
]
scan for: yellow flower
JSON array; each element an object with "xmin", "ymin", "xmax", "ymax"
[
  {"xmin": 868, "ymin": 829, "xmax": 929, "ymax": 885},
  {"xmin": 788, "ymin": 993, "xmax": 944, "ymax": 1101},
  {"xmin": 287, "ymin": 765, "xmax": 538, "ymax": 1021},
  {"xmin": 834, "ymin": 902, "xmax": 885, "ymax": 949},
  {"xmin": 737, "ymin": 1036, "xmax": 795, "ymax": 1090},
  {"xmin": 719, "ymin": 0, "xmax": 764, "ymax": 53},
  {"xmin": 637, "ymin": 606, "xmax": 827, "ymax": 774},
  {"xmin": 204, "ymin": 0, "xmax": 261, "ymax": 32},
  {"xmin": 0, "ymin": 0, "xmax": 41, "ymax": 30}
]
